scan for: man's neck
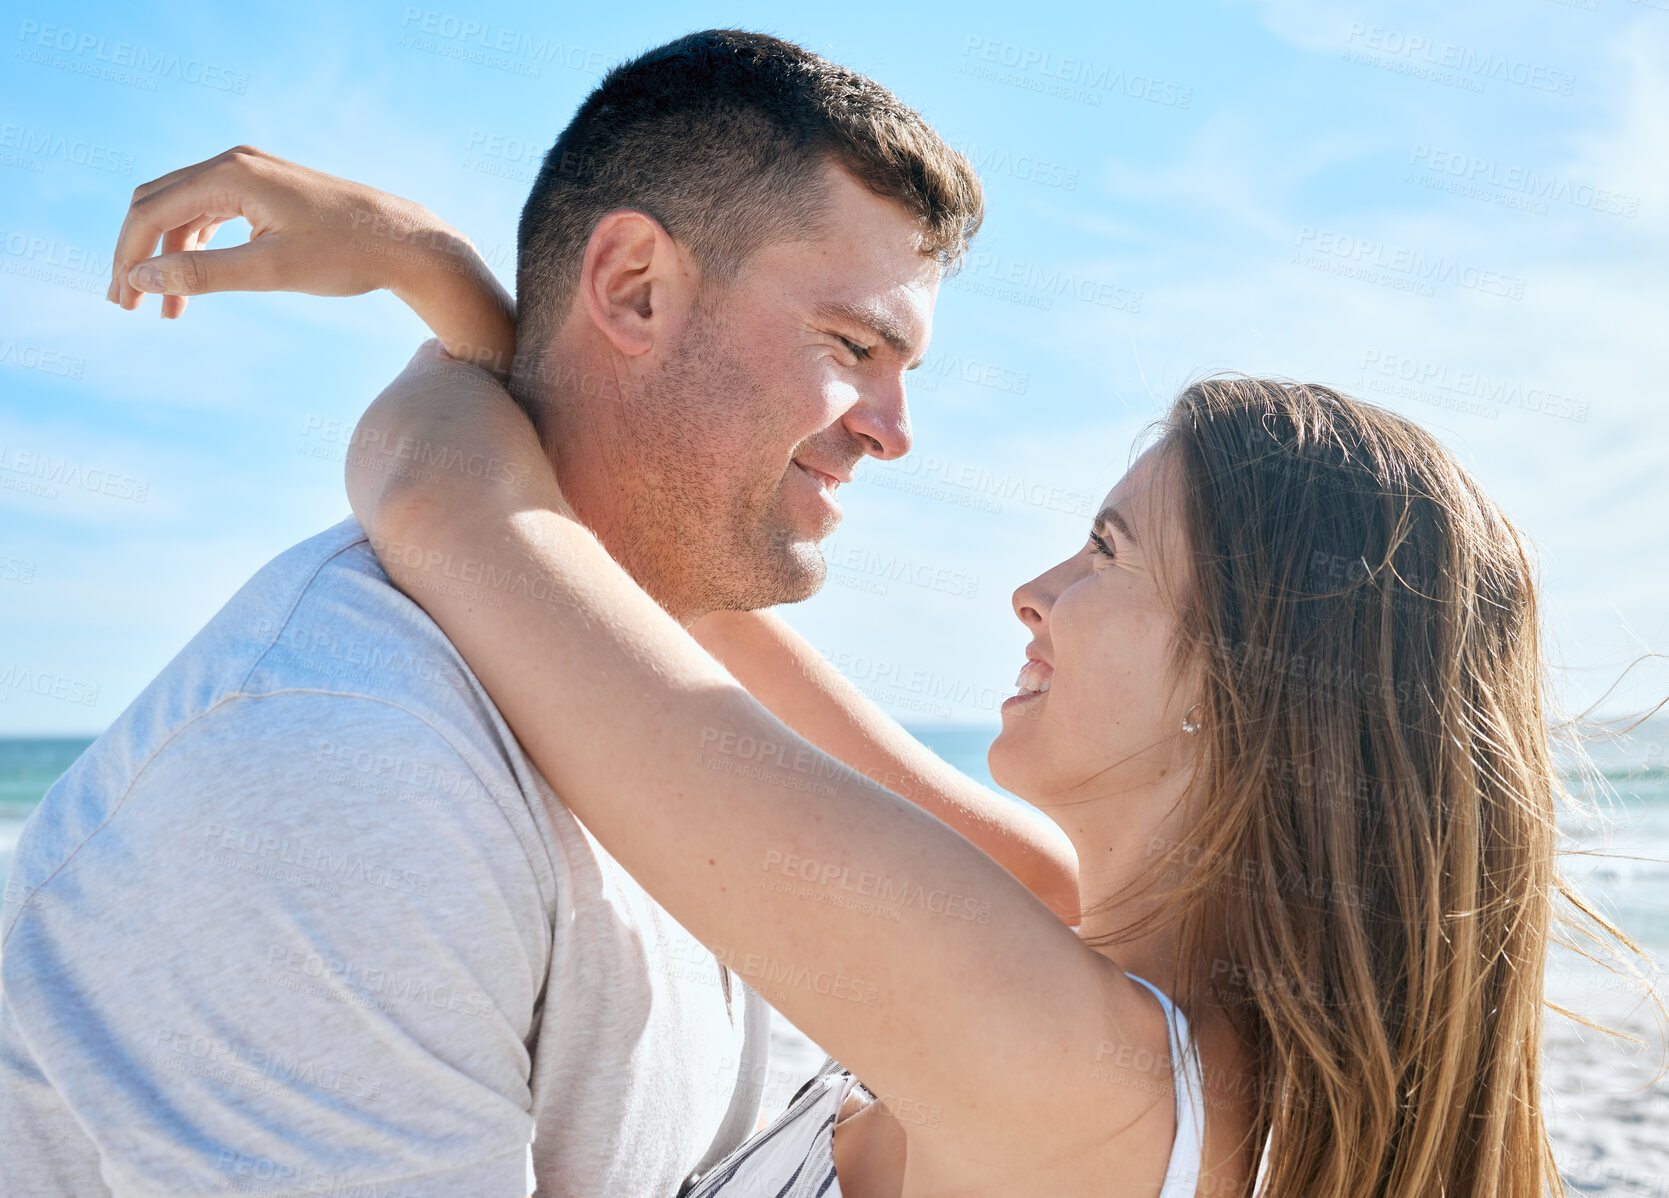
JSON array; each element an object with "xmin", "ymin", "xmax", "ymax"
[{"xmin": 511, "ymin": 329, "xmax": 705, "ymax": 628}]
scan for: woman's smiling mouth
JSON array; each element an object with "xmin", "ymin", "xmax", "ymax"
[
  {"xmin": 1014, "ymin": 659, "xmax": 1053, "ymax": 695},
  {"xmin": 1004, "ymin": 658, "xmax": 1053, "ymax": 713}
]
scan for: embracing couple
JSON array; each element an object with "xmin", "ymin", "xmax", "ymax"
[{"xmin": 1, "ymin": 29, "xmax": 1580, "ymax": 1198}]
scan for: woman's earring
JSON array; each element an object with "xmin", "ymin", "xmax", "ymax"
[{"xmin": 1181, "ymin": 704, "xmax": 1202, "ymax": 735}]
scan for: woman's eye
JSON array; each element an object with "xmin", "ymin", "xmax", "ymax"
[
  {"xmin": 840, "ymin": 337, "xmax": 872, "ymax": 362},
  {"xmin": 1088, "ymin": 531, "xmax": 1117, "ymax": 563}
]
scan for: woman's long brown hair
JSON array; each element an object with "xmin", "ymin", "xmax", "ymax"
[{"xmin": 1100, "ymin": 377, "xmax": 1655, "ymax": 1196}]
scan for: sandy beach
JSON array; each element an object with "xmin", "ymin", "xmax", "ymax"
[{"xmin": 1545, "ymin": 952, "xmax": 1669, "ymax": 1194}]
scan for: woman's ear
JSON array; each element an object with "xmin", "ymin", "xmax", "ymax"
[{"xmin": 576, "ymin": 210, "xmax": 692, "ymax": 359}]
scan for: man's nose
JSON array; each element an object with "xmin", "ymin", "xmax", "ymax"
[{"xmin": 843, "ymin": 377, "xmax": 912, "ymax": 461}]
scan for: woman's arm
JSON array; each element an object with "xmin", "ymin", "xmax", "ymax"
[
  {"xmin": 690, "ymin": 609, "xmax": 1080, "ymax": 923},
  {"xmin": 110, "ymin": 146, "xmax": 515, "ymax": 374},
  {"xmin": 346, "ymin": 347, "xmax": 1146, "ymax": 1163}
]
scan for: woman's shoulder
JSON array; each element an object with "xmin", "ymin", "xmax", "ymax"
[
  {"xmin": 889, "ymin": 963, "xmax": 1211, "ymax": 1192},
  {"xmin": 1038, "ymin": 966, "xmax": 1259, "ymax": 1194}
]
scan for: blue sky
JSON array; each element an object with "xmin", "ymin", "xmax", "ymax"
[{"xmin": 2, "ymin": 0, "xmax": 1666, "ymax": 735}]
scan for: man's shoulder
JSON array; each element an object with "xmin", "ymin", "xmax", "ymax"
[
  {"xmin": 236, "ymin": 517, "xmax": 475, "ymax": 709},
  {"xmin": 141, "ymin": 516, "xmax": 486, "ymax": 726},
  {"xmin": 53, "ymin": 519, "xmax": 522, "ymax": 816},
  {"xmin": 6, "ymin": 521, "xmax": 566, "ymax": 940}
]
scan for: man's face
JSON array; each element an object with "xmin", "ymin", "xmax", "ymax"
[{"xmin": 613, "ymin": 163, "xmax": 940, "ymax": 619}]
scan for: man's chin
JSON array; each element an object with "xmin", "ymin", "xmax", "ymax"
[
  {"xmin": 763, "ymin": 544, "xmax": 827, "ymax": 605},
  {"xmin": 718, "ymin": 540, "xmax": 826, "ymax": 610}
]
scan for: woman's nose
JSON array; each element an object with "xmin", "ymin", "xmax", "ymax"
[{"xmin": 1012, "ymin": 571, "xmax": 1053, "ymax": 629}]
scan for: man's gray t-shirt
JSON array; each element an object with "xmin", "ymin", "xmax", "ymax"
[{"xmin": 0, "ymin": 518, "xmax": 767, "ymax": 1198}]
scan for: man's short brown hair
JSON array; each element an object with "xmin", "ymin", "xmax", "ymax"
[{"xmin": 514, "ymin": 29, "xmax": 983, "ymax": 369}]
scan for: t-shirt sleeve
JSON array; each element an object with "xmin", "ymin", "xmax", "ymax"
[{"xmin": 0, "ymin": 691, "xmax": 552, "ymax": 1198}]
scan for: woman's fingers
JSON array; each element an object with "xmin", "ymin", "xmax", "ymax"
[
  {"xmin": 149, "ymin": 218, "xmax": 230, "ymax": 319},
  {"xmin": 126, "ymin": 145, "xmax": 267, "ymax": 208},
  {"xmin": 112, "ymin": 177, "xmax": 228, "ymax": 309},
  {"xmin": 108, "ymin": 154, "xmax": 220, "ymax": 304},
  {"xmin": 111, "ymin": 152, "xmax": 270, "ymax": 310},
  {"xmin": 108, "ymin": 147, "xmax": 486, "ymax": 340},
  {"xmin": 154, "ymin": 222, "xmax": 194, "ymax": 319},
  {"xmin": 129, "ymin": 239, "xmax": 280, "ymax": 300}
]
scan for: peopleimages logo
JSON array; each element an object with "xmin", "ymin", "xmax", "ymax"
[
  {"xmin": 959, "ymin": 35, "xmax": 1193, "ymax": 108},
  {"xmin": 0, "ymin": 444, "xmax": 148, "ymax": 503},
  {"xmin": 875, "ymin": 452, "xmax": 1099, "ymax": 519},
  {"xmin": 914, "ymin": 349, "xmax": 1030, "ymax": 396},
  {"xmin": 1408, "ymin": 145, "xmax": 1640, "ymax": 219},
  {"xmin": 1358, "ymin": 349, "xmax": 1589, "ymax": 424},
  {"xmin": 15, "ymin": 20, "xmax": 250, "ymax": 92},
  {"xmin": 0, "ymin": 230, "xmax": 108, "ymax": 274},
  {"xmin": 958, "ymin": 248, "xmax": 1143, "ymax": 313},
  {"xmin": 0, "ymin": 555, "xmax": 36, "ymax": 585},
  {"xmin": 949, "ymin": 140, "xmax": 1079, "ymax": 192},
  {"xmin": 0, "ymin": 664, "xmax": 98, "ymax": 707},
  {"xmin": 0, "ymin": 124, "xmax": 135, "ymax": 174},
  {"xmin": 1342, "ymin": 24, "xmax": 1576, "ymax": 96},
  {"xmin": 820, "ymin": 538, "xmax": 981, "ymax": 600},
  {"xmin": 397, "ymin": 8, "xmax": 622, "ymax": 76},
  {"xmin": 1293, "ymin": 227, "xmax": 1526, "ymax": 300},
  {"xmin": 0, "ymin": 339, "xmax": 85, "ymax": 379}
]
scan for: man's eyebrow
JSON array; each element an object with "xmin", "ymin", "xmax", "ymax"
[
  {"xmin": 1095, "ymin": 505, "xmax": 1139, "ymax": 547},
  {"xmin": 814, "ymin": 300, "xmax": 922, "ymax": 366}
]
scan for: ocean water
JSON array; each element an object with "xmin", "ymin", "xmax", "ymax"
[
  {"xmin": 0, "ymin": 736, "xmax": 92, "ymax": 896},
  {"xmin": 5, "ymin": 725, "xmax": 1664, "ymax": 937}
]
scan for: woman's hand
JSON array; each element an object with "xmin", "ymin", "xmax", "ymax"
[{"xmin": 110, "ymin": 146, "xmax": 516, "ymax": 375}]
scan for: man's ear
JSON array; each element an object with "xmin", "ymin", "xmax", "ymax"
[{"xmin": 576, "ymin": 209, "xmax": 691, "ymax": 359}]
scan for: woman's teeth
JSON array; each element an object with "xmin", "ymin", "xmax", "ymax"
[{"xmin": 1014, "ymin": 660, "xmax": 1052, "ymax": 695}]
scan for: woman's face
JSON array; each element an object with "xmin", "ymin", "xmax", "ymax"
[{"xmin": 989, "ymin": 445, "xmax": 1201, "ymax": 809}]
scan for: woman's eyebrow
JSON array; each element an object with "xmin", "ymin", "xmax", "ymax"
[{"xmin": 1095, "ymin": 505, "xmax": 1139, "ymax": 547}]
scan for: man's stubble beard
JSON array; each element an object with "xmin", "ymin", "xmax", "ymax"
[{"xmin": 615, "ymin": 298, "xmax": 836, "ymax": 621}]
